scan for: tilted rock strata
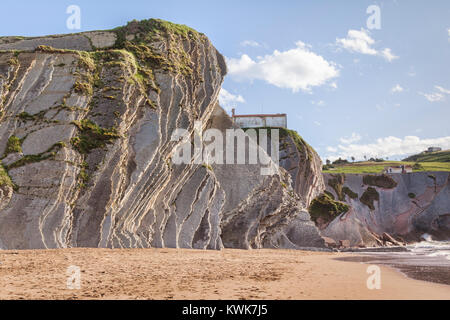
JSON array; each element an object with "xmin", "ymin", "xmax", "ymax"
[
  {"xmin": 279, "ymin": 131, "xmax": 325, "ymax": 208},
  {"xmin": 319, "ymin": 172, "xmax": 450, "ymax": 246},
  {"xmin": 0, "ymin": 19, "xmax": 325, "ymax": 250}
]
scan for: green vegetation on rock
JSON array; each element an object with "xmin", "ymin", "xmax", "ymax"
[
  {"xmin": 16, "ymin": 110, "xmax": 59, "ymax": 124},
  {"xmin": 328, "ymin": 173, "xmax": 345, "ymax": 201},
  {"xmin": 5, "ymin": 135, "xmax": 22, "ymax": 155},
  {"xmin": 412, "ymin": 163, "xmax": 424, "ymax": 171},
  {"xmin": 324, "ymin": 190, "xmax": 335, "ymax": 199},
  {"xmin": 35, "ymin": 45, "xmax": 73, "ymax": 54},
  {"xmin": 71, "ymin": 119, "xmax": 120, "ymax": 154},
  {"xmin": 363, "ymin": 174, "xmax": 397, "ymax": 189},
  {"xmin": 342, "ymin": 186, "xmax": 358, "ymax": 199},
  {"xmin": 280, "ymin": 128, "xmax": 313, "ymax": 158},
  {"xmin": 73, "ymin": 81, "xmax": 93, "ymax": 96},
  {"xmin": 322, "ymin": 161, "xmax": 450, "ymax": 173},
  {"xmin": 7, "ymin": 142, "xmax": 65, "ymax": 170},
  {"xmin": 112, "ymin": 19, "xmax": 202, "ymax": 80},
  {"xmin": 78, "ymin": 162, "xmax": 90, "ymax": 189},
  {"xmin": 308, "ymin": 193, "xmax": 349, "ymax": 224},
  {"xmin": 408, "ymin": 193, "xmax": 416, "ymax": 199},
  {"xmin": 403, "ymin": 150, "xmax": 450, "ymax": 162},
  {"xmin": 0, "ymin": 164, "xmax": 14, "ymax": 188},
  {"xmin": 7, "ymin": 57, "xmax": 19, "ymax": 66},
  {"xmin": 113, "ymin": 19, "xmax": 203, "ymax": 49},
  {"xmin": 360, "ymin": 187, "xmax": 379, "ymax": 210},
  {"xmin": 243, "ymin": 127, "xmax": 316, "ymax": 159}
]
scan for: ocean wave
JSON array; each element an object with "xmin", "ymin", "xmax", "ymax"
[{"xmin": 407, "ymin": 235, "xmax": 450, "ymax": 261}]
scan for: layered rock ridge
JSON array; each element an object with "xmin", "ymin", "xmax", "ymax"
[
  {"xmin": 0, "ymin": 19, "xmax": 325, "ymax": 250},
  {"xmin": 313, "ymin": 172, "xmax": 450, "ymax": 247}
]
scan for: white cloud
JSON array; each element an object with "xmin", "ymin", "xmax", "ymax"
[
  {"xmin": 419, "ymin": 85, "xmax": 450, "ymax": 102},
  {"xmin": 325, "ymin": 135, "xmax": 450, "ymax": 161},
  {"xmin": 336, "ymin": 29, "xmax": 377, "ymax": 55},
  {"xmin": 436, "ymin": 85, "xmax": 450, "ymax": 94},
  {"xmin": 380, "ymin": 48, "xmax": 399, "ymax": 62},
  {"xmin": 327, "ymin": 146, "xmax": 338, "ymax": 152},
  {"xmin": 340, "ymin": 132, "xmax": 362, "ymax": 144},
  {"xmin": 336, "ymin": 28, "xmax": 398, "ymax": 62},
  {"xmin": 226, "ymin": 41, "xmax": 339, "ymax": 93},
  {"xmin": 391, "ymin": 84, "xmax": 404, "ymax": 94},
  {"xmin": 420, "ymin": 92, "xmax": 445, "ymax": 102},
  {"xmin": 311, "ymin": 100, "xmax": 325, "ymax": 106},
  {"xmin": 314, "ymin": 121, "xmax": 321, "ymax": 126},
  {"xmin": 240, "ymin": 40, "xmax": 261, "ymax": 47},
  {"xmin": 219, "ymin": 88, "xmax": 245, "ymax": 111}
]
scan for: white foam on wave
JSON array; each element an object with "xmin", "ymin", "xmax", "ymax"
[{"xmin": 407, "ymin": 235, "xmax": 450, "ymax": 261}]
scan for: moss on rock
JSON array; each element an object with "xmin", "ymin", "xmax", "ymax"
[
  {"xmin": 5, "ymin": 135, "xmax": 22, "ymax": 155},
  {"xmin": 0, "ymin": 164, "xmax": 13, "ymax": 188},
  {"xmin": 308, "ymin": 193, "xmax": 349, "ymax": 224},
  {"xmin": 342, "ymin": 186, "xmax": 358, "ymax": 199},
  {"xmin": 363, "ymin": 174, "xmax": 397, "ymax": 189},
  {"xmin": 71, "ymin": 119, "xmax": 120, "ymax": 154},
  {"xmin": 6, "ymin": 142, "xmax": 65, "ymax": 170},
  {"xmin": 360, "ymin": 187, "xmax": 380, "ymax": 210},
  {"xmin": 328, "ymin": 173, "xmax": 346, "ymax": 201}
]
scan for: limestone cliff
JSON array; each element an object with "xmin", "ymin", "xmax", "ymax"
[
  {"xmin": 316, "ymin": 172, "xmax": 450, "ymax": 246},
  {"xmin": 0, "ymin": 19, "xmax": 325, "ymax": 250},
  {"xmin": 278, "ymin": 129, "xmax": 325, "ymax": 208}
]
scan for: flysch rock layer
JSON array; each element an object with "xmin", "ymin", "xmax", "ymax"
[
  {"xmin": 0, "ymin": 19, "xmax": 325, "ymax": 250},
  {"xmin": 321, "ymin": 172, "xmax": 450, "ymax": 246}
]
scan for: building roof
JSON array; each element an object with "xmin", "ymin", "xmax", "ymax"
[
  {"xmin": 232, "ymin": 113, "xmax": 287, "ymax": 118},
  {"xmin": 233, "ymin": 113, "xmax": 287, "ymax": 118}
]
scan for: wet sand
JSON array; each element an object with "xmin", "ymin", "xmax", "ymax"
[
  {"xmin": 337, "ymin": 255, "xmax": 450, "ymax": 286},
  {"xmin": 0, "ymin": 248, "xmax": 449, "ymax": 300}
]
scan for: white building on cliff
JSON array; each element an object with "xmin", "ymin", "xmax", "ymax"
[{"xmin": 231, "ymin": 109, "xmax": 287, "ymax": 129}]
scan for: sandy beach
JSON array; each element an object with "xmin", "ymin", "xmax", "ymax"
[{"xmin": 0, "ymin": 248, "xmax": 448, "ymax": 300}]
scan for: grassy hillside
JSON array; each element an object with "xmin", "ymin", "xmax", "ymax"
[
  {"xmin": 322, "ymin": 161, "xmax": 450, "ymax": 174},
  {"xmin": 402, "ymin": 150, "xmax": 450, "ymax": 162}
]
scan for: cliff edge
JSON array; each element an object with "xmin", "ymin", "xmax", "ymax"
[{"xmin": 0, "ymin": 19, "xmax": 325, "ymax": 250}]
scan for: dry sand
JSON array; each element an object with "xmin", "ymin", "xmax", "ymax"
[{"xmin": 0, "ymin": 248, "xmax": 448, "ymax": 300}]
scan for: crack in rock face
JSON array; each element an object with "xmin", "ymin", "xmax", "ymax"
[{"xmin": 0, "ymin": 19, "xmax": 326, "ymax": 250}]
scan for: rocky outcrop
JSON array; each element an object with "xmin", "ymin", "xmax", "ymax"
[
  {"xmin": 316, "ymin": 172, "xmax": 450, "ymax": 246},
  {"xmin": 0, "ymin": 19, "xmax": 325, "ymax": 250},
  {"xmin": 278, "ymin": 130, "xmax": 325, "ymax": 207}
]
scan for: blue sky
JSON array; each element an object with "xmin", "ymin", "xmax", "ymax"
[{"xmin": 1, "ymin": 0, "xmax": 449, "ymax": 161}]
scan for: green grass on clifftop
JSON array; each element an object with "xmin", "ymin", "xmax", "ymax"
[
  {"xmin": 322, "ymin": 161, "xmax": 450, "ymax": 173},
  {"xmin": 243, "ymin": 127, "xmax": 316, "ymax": 159},
  {"xmin": 402, "ymin": 150, "xmax": 450, "ymax": 162}
]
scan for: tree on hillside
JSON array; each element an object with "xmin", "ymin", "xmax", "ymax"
[
  {"xmin": 351, "ymin": 156, "xmax": 355, "ymax": 162},
  {"xmin": 332, "ymin": 158, "xmax": 349, "ymax": 165}
]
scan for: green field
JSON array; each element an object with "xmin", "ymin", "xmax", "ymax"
[
  {"xmin": 322, "ymin": 161, "xmax": 450, "ymax": 174},
  {"xmin": 402, "ymin": 150, "xmax": 450, "ymax": 162}
]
